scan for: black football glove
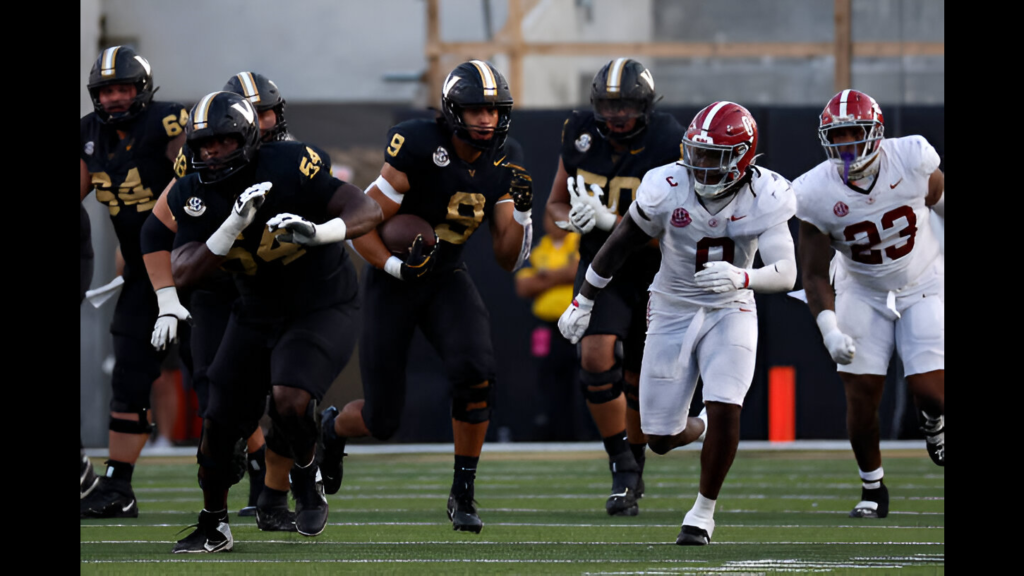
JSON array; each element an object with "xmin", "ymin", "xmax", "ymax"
[
  {"xmin": 507, "ymin": 163, "xmax": 533, "ymax": 212},
  {"xmin": 400, "ymin": 233, "xmax": 438, "ymax": 281}
]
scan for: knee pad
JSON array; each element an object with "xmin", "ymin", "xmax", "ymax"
[
  {"xmin": 197, "ymin": 420, "xmax": 248, "ymax": 489},
  {"xmin": 452, "ymin": 381, "xmax": 492, "ymax": 424},
  {"xmin": 579, "ymin": 363, "xmax": 624, "ymax": 405},
  {"xmin": 108, "ymin": 408, "xmax": 153, "ymax": 435},
  {"xmin": 623, "ymin": 381, "xmax": 640, "ymax": 411}
]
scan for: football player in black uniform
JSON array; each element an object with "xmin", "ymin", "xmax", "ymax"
[
  {"xmin": 80, "ymin": 46, "xmax": 188, "ymax": 519},
  {"xmin": 318, "ymin": 60, "xmax": 534, "ymax": 534},
  {"xmin": 81, "ymin": 205, "xmax": 100, "ymax": 502},
  {"xmin": 145, "ymin": 91, "xmax": 382, "ymax": 552},
  {"xmin": 144, "ymin": 72, "xmax": 296, "ymax": 527},
  {"xmin": 546, "ymin": 59, "xmax": 684, "ymax": 516}
]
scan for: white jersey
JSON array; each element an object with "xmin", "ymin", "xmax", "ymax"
[
  {"xmin": 793, "ymin": 136, "xmax": 941, "ymax": 292},
  {"xmin": 628, "ymin": 162, "xmax": 797, "ymax": 308}
]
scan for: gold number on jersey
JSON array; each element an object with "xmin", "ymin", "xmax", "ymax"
[
  {"xmin": 173, "ymin": 147, "xmax": 187, "ymax": 178},
  {"xmin": 162, "ymin": 113, "xmax": 184, "ymax": 137},
  {"xmin": 299, "ymin": 146, "xmax": 323, "ymax": 179},
  {"xmin": 576, "ymin": 169, "xmax": 641, "ymax": 213},
  {"xmin": 221, "ymin": 227, "xmax": 307, "ymax": 275},
  {"xmin": 90, "ymin": 168, "xmax": 154, "ymax": 215},
  {"xmin": 386, "ymin": 133, "xmax": 405, "ymax": 157},
  {"xmin": 435, "ymin": 192, "xmax": 486, "ymax": 244}
]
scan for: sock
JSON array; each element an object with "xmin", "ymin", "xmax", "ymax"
[
  {"xmin": 602, "ymin": 430, "xmax": 630, "ymax": 459},
  {"xmin": 629, "ymin": 442, "xmax": 647, "ymax": 472},
  {"xmin": 248, "ymin": 445, "xmax": 267, "ymax": 474},
  {"xmin": 256, "ymin": 486, "xmax": 289, "ymax": 509},
  {"xmin": 105, "ymin": 459, "xmax": 134, "ymax": 482},
  {"xmin": 859, "ymin": 467, "xmax": 884, "ymax": 490},
  {"xmin": 682, "ymin": 493, "xmax": 717, "ymax": 535},
  {"xmin": 453, "ymin": 455, "xmax": 479, "ymax": 493}
]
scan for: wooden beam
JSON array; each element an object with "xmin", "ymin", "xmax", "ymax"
[
  {"xmin": 426, "ymin": 0, "xmax": 442, "ymax": 106},
  {"xmin": 508, "ymin": 0, "xmax": 524, "ymax": 104},
  {"xmin": 426, "ymin": 41, "xmax": 943, "ymax": 59},
  {"xmin": 834, "ymin": 0, "xmax": 852, "ymax": 93}
]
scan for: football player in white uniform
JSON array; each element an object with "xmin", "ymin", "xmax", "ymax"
[
  {"xmin": 793, "ymin": 89, "xmax": 944, "ymax": 520},
  {"xmin": 559, "ymin": 102, "xmax": 797, "ymax": 546}
]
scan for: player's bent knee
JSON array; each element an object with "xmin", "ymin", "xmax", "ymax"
[
  {"xmin": 197, "ymin": 419, "xmax": 248, "ymax": 489},
  {"xmin": 108, "ymin": 405, "xmax": 153, "ymax": 435},
  {"xmin": 452, "ymin": 381, "xmax": 492, "ymax": 424},
  {"xmin": 647, "ymin": 436, "xmax": 673, "ymax": 455},
  {"xmin": 622, "ymin": 381, "xmax": 640, "ymax": 411}
]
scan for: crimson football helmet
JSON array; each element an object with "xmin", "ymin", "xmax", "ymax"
[
  {"xmin": 86, "ymin": 45, "xmax": 156, "ymax": 124},
  {"xmin": 819, "ymin": 89, "xmax": 884, "ymax": 182},
  {"xmin": 681, "ymin": 101, "xmax": 759, "ymax": 199}
]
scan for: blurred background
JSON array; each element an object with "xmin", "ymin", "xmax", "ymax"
[{"xmin": 80, "ymin": 0, "xmax": 944, "ymax": 448}]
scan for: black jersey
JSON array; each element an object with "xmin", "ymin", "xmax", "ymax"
[
  {"xmin": 560, "ymin": 111, "xmax": 685, "ymax": 262},
  {"xmin": 81, "ymin": 101, "xmax": 188, "ymax": 277},
  {"xmin": 384, "ymin": 118, "xmax": 525, "ymax": 271},
  {"xmin": 168, "ymin": 141, "xmax": 356, "ymax": 319}
]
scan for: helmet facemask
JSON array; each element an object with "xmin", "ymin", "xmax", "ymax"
[
  {"xmin": 186, "ymin": 92, "xmax": 262, "ymax": 184},
  {"xmin": 819, "ymin": 120, "xmax": 883, "ymax": 183},
  {"xmin": 440, "ymin": 61, "xmax": 514, "ymax": 152},
  {"xmin": 592, "ymin": 97, "xmax": 650, "ymax": 143},
  {"xmin": 87, "ymin": 47, "xmax": 156, "ymax": 125},
  {"xmin": 682, "ymin": 139, "xmax": 750, "ymax": 199}
]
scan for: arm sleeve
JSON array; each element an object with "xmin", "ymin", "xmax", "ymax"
[
  {"xmin": 140, "ymin": 213, "xmax": 176, "ymax": 255},
  {"xmin": 745, "ymin": 220, "xmax": 797, "ymax": 293}
]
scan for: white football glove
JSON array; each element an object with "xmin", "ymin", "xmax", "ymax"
[
  {"xmin": 816, "ymin": 310, "xmax": 855, "ymax": 365},
  {"xmin": 567, "ymin": 203, "xmax": 596, "ymax": 234},
  {"xmin": 570, "ymin": 175, "xmax": 618, "ymax": 232},
  {"xmin": 267, "ymin": 212, "xmax": 316, "ymax": 245},
  {"xmin": 694, "ymin": 261, "xmax": 749, "ymax": 293},
  {"xmin": 558, "ymin": 293, "xmax": 594, "ymax": 344},
  {"xmin": 208, "ymin": 182, "xmax": 272, "ymax": 255},
  {"xmin": 823, "ymin": 330, "xmax": 857, "ymax": 365},
  {"xmin": 150, "ymin": 287, "xmax": 191, "ymax": 351}
]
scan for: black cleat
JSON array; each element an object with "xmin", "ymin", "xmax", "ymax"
[
  {"xmin": 255, "ymin": 505, "xmax": 297, "ymax": 532},
  {"xmin": 172, "ymin": 509, "xmax": 233, "ymax": 553},
  {"xmin": 80, "ymin": 450, "xmax": 99, "ymax": 500},
  {"xmin": 80, "ymin": 476, "xmax": 138, "ymax": 518},
  {"xmin": 922, "ymin": 416, "xmax": 944, "ymax": 467},
  {"xmin": 291, "ymin": 464, "xmax": 328, "ymax": 536},
  {"xmin": 849, "ymin": 482, "xmax": 889, "ymax": 519},
  {"xmin": 447, "ymin": 485, "xmax": 483, "ymax": 533},
  {"xmin": 318, "ymin": 406, "xmax": 347, "ymax": 495},
  {"xmin": 676, "ymin": 524, "xmax": 711, "ymax": 546},
  {"xmin": 606, "ymin": 452, "xmax": 640, "ymax": 516},
  {"xmin": 239, "ymin": 453, "xmax": 267, "ymax": 517}
]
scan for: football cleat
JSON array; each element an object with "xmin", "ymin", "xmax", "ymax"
[
  {"xmin": 290, "ymin": 463, "xmax": 328, "ymax": 536},
  {"xmin": 676, "ymin": 524, "xmax": 712, "ymax": 546},
  {"xmin": 921, "ymin": 415, "xmax": 944, "ymax": 467},
  {"xmin": 606, "ymin": 451, "xmax": 640, "ymax": 516},
  {"xmin": 318, "ymin": 406, "xmax": 348, "ymax": 495},
  {"xmin": 172, "ymin": 509, "xmax": 233, "ymax": 553},
  {"xmin": 80, "ymin": 476, "xmax": 138, "ymax": 518},
  {"xmin": 849, "ymin": 482, "xmax": 889, "ymax": 519},
  {"xmin": 255, "ymin": 505, "xmax": 298, "ymax": 532},
  {"xmin": 447, "ymin": 484, "xmax": 484, "ymax": 533},
  {"xmin": 80, "ymin": 451, "xmax": 99, "ymax": 500}
]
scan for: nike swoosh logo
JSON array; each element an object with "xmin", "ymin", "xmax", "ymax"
[
  {"xmin": 630, "ymin": 148, "xmax": 645, "ymax": 155},
  {"xmin": 890, "ymin": 178, "xmax": 903, "ymax": 189},
  {"xmin": 730, "ymin": 215, "xmax": 746, "ymax": 221},
  {"xmin": 204, "ymin": 541, "xmax": 222, "ymax": 552},
  {"xmin": 493, "ymin": 155, "xmax": 506, "ymax": 166},
  {"xmin": 122, "ymin": 500, "xmax": 135, "ymax": 512}
]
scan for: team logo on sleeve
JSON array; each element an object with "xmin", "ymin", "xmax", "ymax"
[
  {"xmin": 575, "ymin": 133, "xmax": 592, "ymax": 152},
  {"xmin": 184, "ymin": 197, "xmax": 207, "ymax": 217},
  {"xmin": 433, "ymin": 146, "xmax": 450, "ymax": 167},
  {"xmin": 84, "ymin": 141, "xmax": 95, "ymax": 156},
  {"xmin": 671, "ymin": 207, "xmax": 692, "ymax": 227},
  {"xmin": 833, "ymin": 201, "xmax": 850, "ymax": 217}
]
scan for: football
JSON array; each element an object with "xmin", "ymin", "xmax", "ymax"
[{"xmin": 377, "ymin": 213, "xmax": 437, "ymax": 257}]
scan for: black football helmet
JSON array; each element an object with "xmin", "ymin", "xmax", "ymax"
[
  {"xmin": 440, "ymin": 60, "xmax": 514, "ymax": 151},
  {"xmin": 590, "ymin": 58, "xmax": 656, "ymax": 142},
  {"xmin": 223, "ymin": 71, "xmax": 288, "ymax": 143},
  {"xmin": 86, "ymin": 46, "xmax": 157, "ymax": 125},
  {"xmin": 185, "ymin": 91, "xmax": 262, "ymax": 184}
]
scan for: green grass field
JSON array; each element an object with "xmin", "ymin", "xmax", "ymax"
[{"xmin": 80, "ymin": 448, "xmax": 943, "ymax": 574}]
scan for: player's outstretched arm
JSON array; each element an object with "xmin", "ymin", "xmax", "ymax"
[
  {"xmin": 268, "ymin": 182, "xmax": 384, "ymax": 246},
  {"xmin": 141, "ymin": 180, "xmax": 191, "ymax": 350},
  {"xmin": 491, "ymin": 163, "xmax": 533, "ymax": 272},
  {"xmin": 927, "ymin": 168, "xmax": 944, "ymax": 220},
  {"xmin": 80, "ymin": 159, "xmax": 92, "ymax": 202},
  {"xmin": 696, "ymin": 221, "xmax": 797, "ymax": 294},
  {"xmin": 546, "ymin": 157, "xmax": 574, "ymax": 230}
]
